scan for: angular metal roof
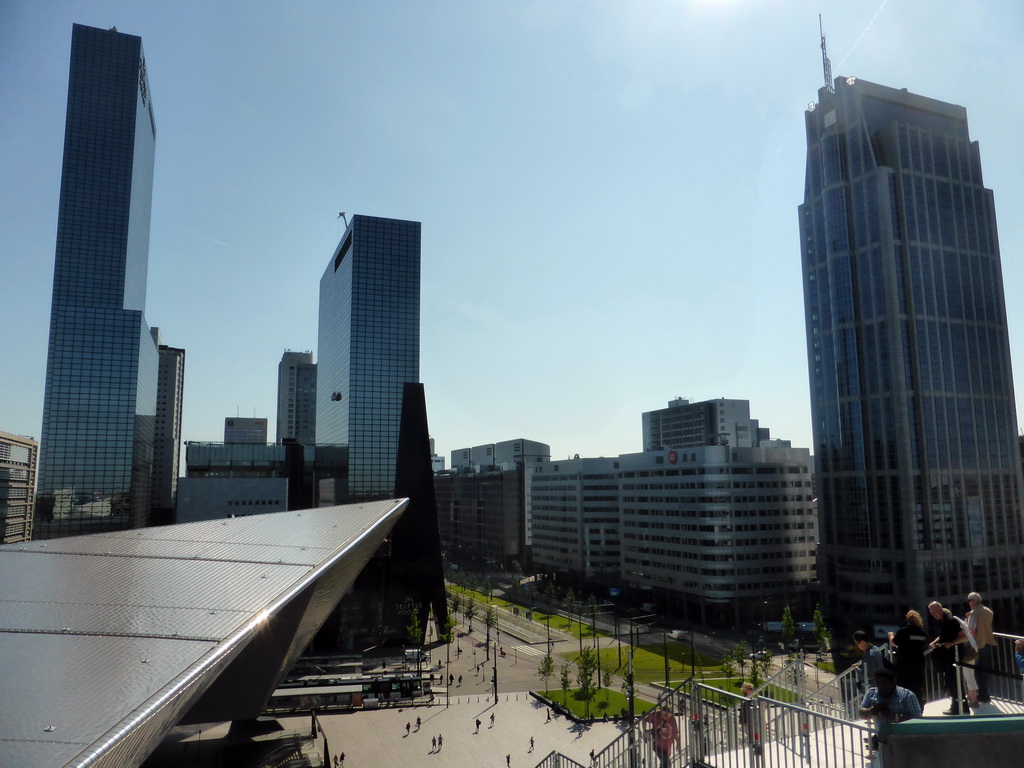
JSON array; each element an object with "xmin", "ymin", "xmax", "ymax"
[{"xmin": 0, "ymin": 499, "xmax": 408, "ymax": 768}]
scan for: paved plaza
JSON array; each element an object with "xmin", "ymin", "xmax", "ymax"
[{"xmin": 282, "ymin": 692, "xmax": 623, "ymax": 767}]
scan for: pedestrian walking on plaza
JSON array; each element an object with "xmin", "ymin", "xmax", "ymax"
[
  {"xmin": 405, "ymin": 721, "xmax": 411, "ymax": 737},
  {"xmin": 458, "ymin": 674, "xmax": 463, "ymax": 686},
  {"xmin": 506, "ymin": 754, "xmax": 511, "ymax": 766},
  {"xmin": 490, "ymin": 712, "xmax": 495, "ymax": 728},
  {"xmin": 546, "ymin": 709, "xmax": 551, "ymax": 722},
  {"xmin": 432, "ymin": 736, "xmax": 437, "ymax": 752},
  {"xmin": 416, "ymin": 716, "xmax": 421, "ymax": 731},
  {"xmin": 529, "ymin": 736, "xmax": 534, "ymax": 752},
  {"xmin": 339, "ymin": 752, "xmax": 345, "ymax": 766},
  {"xmin": 475, "ymin": 718, "xmax": 481, "ymax": 734},
  {"xmin": 437, "ymin": 734, "xmax": 443, "ymax": 750}
]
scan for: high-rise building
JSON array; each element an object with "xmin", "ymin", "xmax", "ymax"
[
  {"xmin": 0, "ymin": 431, "xmax": 38, "ymax": 543},
  {"xmin": 151, "ymin": 328, "xmax": 185, "ymax": 523},
  {"xmin": 799, "ymin": 76, "xmax": 1024, "ymax": 623},
  {"xmin": 224, "ymin": 418, "xmax": 268, "ymax": 444},
  {"xmin": 317, "ymin": 215, "xmax": 420, "ymax": 501},
  {"xmin": 276, "ymin": 350, "xmax": 317, "ymax": 444},
  {"xmin": 36, "ymin": 24, "xmax": 160, "ymax": 538}
]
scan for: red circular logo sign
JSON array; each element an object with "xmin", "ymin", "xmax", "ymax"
[{"xmin": 667, "ymin": 449, "xmax": 677, "ymax": 464}]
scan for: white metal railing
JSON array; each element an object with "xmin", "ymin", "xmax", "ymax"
[
  {"xmin": 802, "ymin": 663, "xmax": 863, "ymax": 721},
  {"xmin": 752, "ymin": 655, "xmax": 807, "ymax": 702},
  {"xmin": 541, "ymin": 677, "xmax": 875, "ymax": 768}
]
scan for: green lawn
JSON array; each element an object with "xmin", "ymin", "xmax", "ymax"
[
  {"xmin": 447, "ymin": 585, "xmax": 602, "ymax": 641},
  {"xmin": 538, "ymin": 687, "xmax": 655, "ymax": 720},
  {"xmin": 555, "ymin": 642, "xmax": 723, "ymax": 686}
]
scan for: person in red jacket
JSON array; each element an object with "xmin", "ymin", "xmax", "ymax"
[{"xmin": 644, "ymin": 707, "xmax": 680, "ymax": 768}]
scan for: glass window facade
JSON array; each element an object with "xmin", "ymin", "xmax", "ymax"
[
  {"xmin": 35, "ymin": 25, "xmax": 158, "ymax": 538},
  {"xmin": 800, "ymin": 78, "xmax": 1024, "ymax": 622},
  {"xmin": 317, "ymin": 215, "xmax": 420, "ymax": 501}
]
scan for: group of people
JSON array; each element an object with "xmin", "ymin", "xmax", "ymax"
[{"xmin": 858, "ymin": 591, "xmax": 996, "ymax": 723}]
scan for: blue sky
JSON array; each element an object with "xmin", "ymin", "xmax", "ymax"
[{"xmin": 2, "ymin": 1, "xmax": 1023, "ymax": 465}]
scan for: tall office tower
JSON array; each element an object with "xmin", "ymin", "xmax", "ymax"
[
  {"xmin": 0, "ymin": 431, "xmax": 38, "ymax": 543},
  {"xmin": 35, "ymin": 24, "xmax": 159, "ymax": 538},
  {"xmin": 224, "ymin": 418, "xmax": 268, "ymax": 444},
  {"xmin": 276, "ymin": 350, "xmax": 317, "ymax": 444},
  {"xmin": 317, "ymin": 215, "xmax": 421, "ymax": 501},
  {"xmin": 151, "ymin": 328, "xmax": 185, "ymax": 523},
  {"xmin": 799, "ymin": 76, "xmax": 1024, "ymax": 624}
]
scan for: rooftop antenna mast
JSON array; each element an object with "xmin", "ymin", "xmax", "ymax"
[{"xmin": 819, "ymin": 15, "xmax": 834, "ymax": 93}]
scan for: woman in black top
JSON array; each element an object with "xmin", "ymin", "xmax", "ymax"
[{"xmin": 888, "ymin": 609, "xmax": 928, "ymax": 706}]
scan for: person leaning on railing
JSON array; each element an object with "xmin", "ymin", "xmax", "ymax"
[{"xmin": 928, "ymin": 601, "xmax": 970, "ymax": 715}]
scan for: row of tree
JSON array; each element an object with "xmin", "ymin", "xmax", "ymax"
[{"xmin": 535, "ymin": 646, "xmax": 613, "ymax": 719}]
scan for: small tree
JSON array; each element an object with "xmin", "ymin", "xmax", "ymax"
[
  {"xmin": 406, "ymin": 609, "xmax": 424, "ymax": 673},
  {"xmin": 406, "ymin": 609, "xmax": 423, "ymax": 646},
  {"xmin": 721, "ymin": 654, "xmax": 737, "ymax": 688},
  {"xmin": 465, "ymin": 597, "xmax": 477, "ymax": 632},
  {"xmin": 559, "ymin": 663, "xmax": 572, "ymax": 707},
  {"xmin": 812, "ymin": 604, "xmax": 831, "ymax": 659},
  {"xmin": 750, "ymin": 650, "xmax": 772, "ymax": 688},
  {"xmin": 450, "ymin": 592, "xmax": 462, "ymax": 618},
  {"xmin": 732, "ymin": 643, "xmax": 749, "ymax": 682},
  {"xmin": 538, "ymin": 653, "xmax": 555, "ymax": 694},
  {"xmin": 781, "ymin": 606, "xmax": 796, "ymax": 654},
  {"xmin": 575, "ymin": 646, "xmax": 599, "ymax": 719}
]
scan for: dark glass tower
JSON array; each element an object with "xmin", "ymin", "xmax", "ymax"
[
  {"xmin": 317, "ymin": 215, "xmax": 421, "ymax": 501},
  {"xmin": 35, "ymin": 25, "xmax": 159, "ymax": 538},
  {"xmin": 800, "ymin": 76, "xmax": 1024, "ymax": 624}
]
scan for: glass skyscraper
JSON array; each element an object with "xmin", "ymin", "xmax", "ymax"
[
  {"xmin": 800, "ymin": 76, "xmax": 1024, "ymax": 623},
  {"xmin": 317, "ymin": 215, "xmax": 420, "ymax": 501},
  {"xmin": 35, "ymin": 25, "xmax": 159, "ymax": 538}
]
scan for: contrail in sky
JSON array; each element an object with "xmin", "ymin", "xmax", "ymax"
[
  {"xmin": 754, "ymin": 0, "xmax": 890, "ymax": 183},
  {"xmin": 186, "ymin": 230, "xmax": 231, "ymax": 247},
  {"xmin": 835, "ymin": 0, "xmax": 890, "ymax": 71}
]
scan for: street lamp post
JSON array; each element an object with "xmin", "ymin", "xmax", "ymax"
[
  {"xmin": 663, "ymin": 630, "xmax": 669, "ymax": 686},
  {"xmin": 492, "ymin": 639, "xmax": 498, "ymax": 700},
  {"xmin": 690, "ymin": 629, "xmax": 696, "ymax": 677},
  {"xmin": 615, "ymin": 613, "xmax": 622, "ymax": 667}
]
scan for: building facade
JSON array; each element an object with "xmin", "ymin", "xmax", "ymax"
[
  {"xmin": 799, "ymin": 76, "xmax": 1024, "ymax": 623},
  {"xmin": 276, "ymin": 350, "xmax": 317, "ymax": 444},
  {"xmin": 528, "ymin": 456, "xmax": 621, "ymax": 584},
  {"xmin": 435, "ymin": 439, "xmax": 550, "ymax": 570},
  {"xmin": 528, "ymin": 397, "xmax": 816, "ymax": 624},
  {"xmin": 0, "ymin": 431, "xmax": 38, "ymax": 543},
  {"xmin": 617, "ymin": 445, "xmax": 815, "ymax": 628},
  {"xmin": 643, "ymin": 397, "xmax": 772, "ymax": 451},
  {"xmin": 151, "ymin": 328, "xmax": 185, "ymax": 522},
  {"xmin": 183, "ymin": 442, "xmax": 347, "ymax": 518},
  {"xmin": 36, "ymin": 24, "xmax": 160, "ymax": 538},
  {"xmin": 317, "ymin": 215, "xmax": 420, "ymax": 501},
  {"xmin": 224, "ymin": 417, "xmax": 268, "ymax": 444}
]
